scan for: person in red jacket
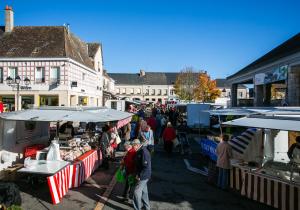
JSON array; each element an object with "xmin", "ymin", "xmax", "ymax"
[
  {"xmin": 122, "ymin": 142, "xmax": 137, "ymax": 201},
  {"xmin": 162, "ymin": 122, "xmax": 177, "ymax": 155},
  {"xmin": 146, "ymin": 115, "xmax": 156, "ymax": 133}
]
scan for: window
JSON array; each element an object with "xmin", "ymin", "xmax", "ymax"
[
  {"xmin": 151, "ymin": 89, "xmax": 155, "ymax": 95},
  {"xmin": 170, "ymin": 89, "xmax": 175, "ymax": 96},
  {"xmin": 158, "ymin": 89, "xmax": 162, "ymax": 95},
  {"xmin": 82, "ymin": 73, "xmax": 86, "ymax": 81},
  {"xmin": 146, "ymin": 98, "xmax": 149, "ymax": 101},
  {"xmin": 0, "ymin": 68, "xmax": 3, "ymax": 83},
  {"xmin": 116, "ymin": 88, "xmax": 120, "ymax": 94},
  {"xmin": 35, "ymin": 67, "xmax": 45, "ymax": 83},
  {"xmin": 8, "ymin": 67, "xmax": 18, "ymax": 80},
  {"xmin": 152, "ymin": 98, "xmax": 156, "ymax": 102},
  {"xmin": 50, "ymin": 67, "xmax": 60, "ymax": 84},
  {"xmin": 130, "ymin": 88, "xmax": 134, "ymax": 94},
  {"xmin": 164, "ymin": 89, "xmax": 168, "ymax": 95},
  {"xmin": 122, "ymin": 88, "xmax": 126, "ymax": 94},
  {"xmin": 136, "ymin": 88, "xmax": 141, "ymax": 94},
  {"xmin": 240, "ymin": 92, "xmax": 243, "ymax": 98}
]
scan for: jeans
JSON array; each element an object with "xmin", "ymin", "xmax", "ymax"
[
  {"xmin": 133, "ymin": 179, "xmax": 150, "ymax": 210},
  {"xmin": 218, "ymin": 168, "xmax": 229, "ymax": 190}
]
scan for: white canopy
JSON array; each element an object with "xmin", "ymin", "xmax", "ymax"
[
  {"xmin": 0, "ymin": 106, "xmax": 133, "ymax": 123},
  {"xmin": 209, "ymin": 107, "xmax": 300, "ymax": 116},
  {"xmin": 222, "ymin": 116, "xmax": 300, "ymax": 132}
]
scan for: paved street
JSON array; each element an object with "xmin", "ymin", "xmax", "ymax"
[{"xmin": 103, "ymin": 139, "xmax": 275, "ymax": 210}]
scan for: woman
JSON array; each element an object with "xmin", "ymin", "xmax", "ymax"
[
  {"xmin": 100, "ymin": 125, "xmax": 110, "ymax": 169},
  {"xmin": 140, "ymin": 125, "xmax": 154, "ymax": 146},
  {"xmin": 162, "ymin": 122, "xmax": 176, "ymax": 154}
]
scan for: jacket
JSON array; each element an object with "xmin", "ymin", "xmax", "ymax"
[
  {"xmin": 124, "ymin": 148, "xmax": 136, "ymax": 175},
  {"xmin": 135, "ymin": 146, "xmax": 151, "ymax": 180},
  {"xmin": 162, "ymin": 127, "xmax": 176, "ymax": 142},
  {"xmin": 216, "ymin": 141, "xmax": 232, "ymax": 169}
]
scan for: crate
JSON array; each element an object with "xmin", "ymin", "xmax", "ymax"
[{"xmin": 24, "ymin": 144, "xmax": 46, "ymax": 158}]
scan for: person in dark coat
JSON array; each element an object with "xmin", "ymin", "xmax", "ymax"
[{"xmin": 132, "ymin": 139, "xmax": 151, "ymax": 210}]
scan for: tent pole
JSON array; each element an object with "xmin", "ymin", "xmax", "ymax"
[{"xmin": 218, "ymin": 114, "xmax": 223, "ymax": 136}]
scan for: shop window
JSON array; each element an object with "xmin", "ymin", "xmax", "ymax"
[
  {"xmin": 40, "ymin": 95, "xmax": 59, "ymax": 106},
  {"xmin": 35, "ymin": 67, "xmax": 45, "ymax": 83},
  {"xmin": 50, "ymin": 67, "xmax": 60, "ymax": 84},
  {"xmin": 0, "ymin": 68, "xmax": 3, "ymax": 83},
  {"xmin": 8, "ymin": 67, "xmax": 18, "ymax": 81}
]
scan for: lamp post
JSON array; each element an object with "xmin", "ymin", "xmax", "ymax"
[{"xmin": 6, "ymin": 75, "xmax": 31, "ymax": 111}]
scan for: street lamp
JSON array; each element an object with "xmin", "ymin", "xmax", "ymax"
[{"xmin": 6, "ymin": 75, "xmax": 31, "ymax": 111}]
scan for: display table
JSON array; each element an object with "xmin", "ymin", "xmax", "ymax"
[
  {"xmin": 231, "ymin": 166, "xmax": 300, "ymax": 210},
  {"xmin": 18, "ymin": 160, "xmax": 69, "ymax": 175},
  {"xmin": 47, "ymin": 149, "xmax": 102, "ymax": 204}
]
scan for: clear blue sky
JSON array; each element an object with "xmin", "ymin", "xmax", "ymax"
[{"xmin": 1, "ymin": 0, "xmax": 300, "ymax": 79}]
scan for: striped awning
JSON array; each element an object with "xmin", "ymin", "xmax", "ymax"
[{"xmin": 229, "ymin": 128, "xmax": 257, "ymax": 154}]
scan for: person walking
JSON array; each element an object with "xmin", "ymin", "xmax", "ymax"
[
  {"xmin": 132, "ymin": 139, "xmax": 151, "ymax": 210},
  {"xmin": 100, "ymin": 125, "xmax": 111, "ymax": 169},
  {"xmin": 122, "ymin": 142, "xmax": 137, "ymax": 201},
  {"xmin": 216, "ymin": 135, "xmax": 232, "ymax": 190},
  {"xmin": 162, "ymin": 122, "xmax": 177, "ymax": 155},
  {"xmin": 140, "ymin": 125, "xmax": 154, "ymax": 146}
]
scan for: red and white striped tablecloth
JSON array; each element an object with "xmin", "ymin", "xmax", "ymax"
[{"xmin": 47, "ymin": 149, "xmax": 102, "ymax": 204}]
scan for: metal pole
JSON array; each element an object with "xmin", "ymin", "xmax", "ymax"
[{"xmin": 16, "ymin": 83, "xmax": 20, "ymax": 111}]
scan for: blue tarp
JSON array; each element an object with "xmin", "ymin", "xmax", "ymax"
[{"xmin": 199, "ymin": 138, "xmax": 218, "ymax": 162}]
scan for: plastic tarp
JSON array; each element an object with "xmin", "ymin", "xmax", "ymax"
[
  {"xmin": 222, "ymin": 116, "xmax": 300, "ymax": 132},
  {"xmin": 0, "ymin": 106, "xmax": 133, "ymax": 123}
]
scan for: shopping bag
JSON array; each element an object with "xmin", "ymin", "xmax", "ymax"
[
  {"xmin": 172, "ymin": 137, "xmax": 180, "ymax": 148},
  {"xmin": 128, "ymin": 175, "xmax": 136, "ymax": 186},
  {"xmin": 116, "ymin": 134, "xmax": 122, "ymax": 145},
  {"xmin": 116, "ymin": 168, "xmax": 125, "ymax": 183}
]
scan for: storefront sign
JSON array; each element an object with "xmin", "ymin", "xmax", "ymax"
[{"xmin": 254, "ymin": 65, "xmax": 288, "ymax": 85}]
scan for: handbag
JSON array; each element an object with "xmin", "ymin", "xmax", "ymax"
[{"xmin": 172, "ymin": 137, "xmax": 180, "ymax": 148}]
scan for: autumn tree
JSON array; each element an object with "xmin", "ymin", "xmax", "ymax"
[
  {"xmin": 173, "ymin": 67, "xmax": 199, "ymax": 101},
  {"xmin": 195, "ymin": 72, "xmax": 221, "ymax": 102}
]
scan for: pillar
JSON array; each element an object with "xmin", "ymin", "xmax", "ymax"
[
  {"xmin": 231, "ymin": 84, "xmax": 238, "ymax": 107},
  {"xmin": 263, "ymin": 84, "xmax": 271, "ymax": 106},
  {"xmin": 288, "ymin": 65, "xmax": 300, "ymax": 106},
  {"xmin": 254, "ymin": 85, "xmax": 264, "ymax": 107}
]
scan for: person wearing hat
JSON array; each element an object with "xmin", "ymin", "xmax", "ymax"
[
  {"xmin": 132, "ymin": 139, "xmax": 151, "ymax": 210},
  {"xmin": 121, "ymin": 141, "xmax": 137, "ymax": 201}
]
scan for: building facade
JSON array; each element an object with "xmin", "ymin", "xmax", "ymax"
[
  {"xmin": 227, "ymin": 33, "xmax": 300, "ymax": 107},
  {"xmin": 0, "ymin": 6, "xmax": 104, "ymax": 111},
  {"xmin": 109, "ymin": 70, "xmax": 177, "ymax": 104},
  {"xmin": 102, "ymin": 70, "xmax": 116, "ymax": 106},
  {"xmin": 109, "ymin": 70, "xmax": 248, "ymax": 105}
]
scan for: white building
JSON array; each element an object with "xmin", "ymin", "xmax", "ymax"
[
  {"xmin": 109, "ymin": 70, "xmax": 248, "ymax": 105},
  {"xmin": 102, "ymin": 70, "xmax": 116, "ymax": 105},
  {"xmin": 109, "ymin": 70, "xmax": 180, "ymax": 104},
  {"xmin": 0, "ymin": 6, "xmax": 104, "ymax": 111}
]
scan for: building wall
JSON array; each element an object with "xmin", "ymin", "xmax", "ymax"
[
  {"xmin": 0, "ymin": 59, "xmax": 103, "ymax": 110},
  {"xmin": 114, "ymin": 84, "xmax": 175, "ymax": 103}
]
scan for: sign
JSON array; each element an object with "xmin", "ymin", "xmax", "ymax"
[
  {"xmin": 254, "ymin": 65, "xmax": 288, "ymax": 85},
  {"xmin": 200, "ymin": 138, "xmax": 218, "ymax": 162}
]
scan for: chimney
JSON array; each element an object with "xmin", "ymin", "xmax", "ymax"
[
  {"xmin": 140, "ymin": 69, "xmax": 146, "ymax": 77},
  {"xmin": 5, "ymin": 5, "xmax": 14, "ymax": 32}
]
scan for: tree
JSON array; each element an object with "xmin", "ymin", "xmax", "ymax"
[
  {"xmin": 195, "ymin": 72, "xmax": 221, "ymax": 102},
  {"xmin": 173, "ymin": 67, "xmax": 199, "ymax": 101}
]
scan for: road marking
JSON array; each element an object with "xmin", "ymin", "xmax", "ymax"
[
  {"xmin": 94, "ymin": 173, "xmax": 118, "ymax": 210},
  {"xmin": 183, "ymin": 159, "xmax": 208, "ymax": 176}
]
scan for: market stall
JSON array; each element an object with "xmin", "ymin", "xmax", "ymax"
[
  {"xmin": 223, "ymin": 115, "xmax": 300, "ymax": 210},
  {"xmin": 0, "ymin": 106, "xmax": 133, "ymax": 205}
]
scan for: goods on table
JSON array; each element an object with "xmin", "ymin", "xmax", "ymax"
[{"xmin": 59, "ymin": 138, "xmax": 92, "ymax": 161}]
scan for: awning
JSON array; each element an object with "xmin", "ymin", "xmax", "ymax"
[
  {"xmin": 208, "ymin": 109, "xmax": 258, "ymax": 116},
  {"xmin": 0, "ymin": 106, "xmax": 133, "ymax": 123},
  {"xmin": 222, "ymin": 116, "xmax": 300, "ymax": 132}
]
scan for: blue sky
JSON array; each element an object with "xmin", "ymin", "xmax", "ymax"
[{"xmin": 1, "ymin": 0, "xmax": 300, "ymax": 79}]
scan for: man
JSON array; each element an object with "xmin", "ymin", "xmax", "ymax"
[
  {"xmin": 288, "ymin": 136, "xmax": 300, "ymax": 164},
  {"xmin": 122, "ymin": 142, "xmax": 137, "ymax": 201},
  {"xmin": 132, "ymin": 139, "xmax": 151, "ymax": 210},
  {"xmin": 140, "ymin": 125, "xmax": 154, "ymax": 146},
  {"xmin": 216, "ymin": 135, "xmax": 232, "ymax": 190}
]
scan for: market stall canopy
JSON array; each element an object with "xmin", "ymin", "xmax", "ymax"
[
  {"xmin": 222, "ymin": 115, "xmax": 300, "ymax": 132},
  {"xmin": 208, "ymin": 108, "xmax": 258, "ymax": 116},
  {"xmin": 0, "ymin": 106, "xmax": 133, "ymax": 123},
  {"xmin": 209, "ymin": 107, "xmax": 300, "ymax": 116}
]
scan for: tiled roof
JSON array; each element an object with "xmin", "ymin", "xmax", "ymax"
[
  {"xmin": 228, "ymin": 32, "xmax": 300, "ymax": 80},
  {"xmin": 87, "ymin": 43, "xmax": 100, "ymax": 58},
  {"xmin": 108, "ymin": 72, "xmax": 178, "ymax": 85},
  {"xmin": 0, "ymin": 26, "xmax": 96, "ymax": 69}
]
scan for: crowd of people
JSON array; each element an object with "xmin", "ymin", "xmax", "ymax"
[{"xmin": 97, "ymin": 105, "xmax": 185, "ymax": 210}]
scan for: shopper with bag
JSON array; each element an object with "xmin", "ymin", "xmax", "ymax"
[
  {"xmin": 162, "ymin": 122, "xmax": 177, "ymax": 155},
  {"xmin": 100, "ymin": 125, "xmax": 111, "ymax": 169},
  {"xmin": 121, "ymin": 141, "xmax": 137, "ymax": 202}
]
